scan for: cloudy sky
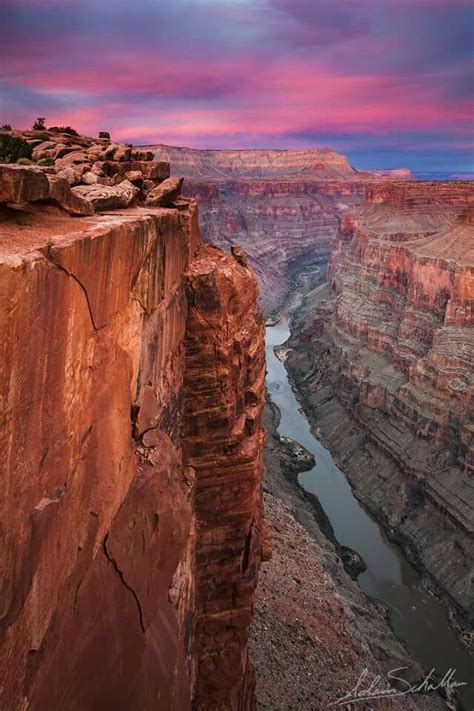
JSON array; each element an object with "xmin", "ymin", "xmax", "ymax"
[{"xmin": 1, "ymin": 0, "xmax": 473, "ymax": 170}]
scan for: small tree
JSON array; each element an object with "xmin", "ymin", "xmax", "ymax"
[
  {"xmin": 99, "ymin": 131, "xmax": 111, "ymax": 140},
  {"xmin": 1, "ymin": 123, "xmax": 12, "ymax": 131},
  {"xmin": 33, "ymin": 117, "xmax": 46, "ymax": 131}
]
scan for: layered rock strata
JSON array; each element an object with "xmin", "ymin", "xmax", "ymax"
[
  {"xmin": 150, "ymin": 145, "xmax": 412, "ymax": 317},
  {"xmin": 286, "ymin": 181, "xmax": 474, "ymax": 620},
  {"xmin": 183, "ymin": 245, "xmax": 266, "ymax": 708},
  {"xmin": 0, "ymin": 161, "xmax": 266, "ymax": 708}
]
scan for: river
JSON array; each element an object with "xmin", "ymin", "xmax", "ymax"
[{"xmin": 266, "ymin": 315, "xmax": 474, "ymax": 710}]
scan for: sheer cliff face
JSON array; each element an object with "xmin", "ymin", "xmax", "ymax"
[
  {"xmin": 150, "ymin": 145, "xmax": 409, "ymax": 317},
  {"xmin": 286, "ymin": 181, "xmax": 474, "ymax": 617},
  {"xmin": 0, "ymin": 196, "xmax": 265, "ymax": 708}
]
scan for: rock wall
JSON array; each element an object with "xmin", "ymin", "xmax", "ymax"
[
  {"xmin": 0, "ymin": 175, "xmax": 266, "ymax": 708},
  {"xmin": 286, "ymin": 181, "xmax": 474, "ymax": 620}
]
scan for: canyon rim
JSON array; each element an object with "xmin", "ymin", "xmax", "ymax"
[{"xmin": 1, "ymin": 1, "xmax": 473, "ymax": 710}]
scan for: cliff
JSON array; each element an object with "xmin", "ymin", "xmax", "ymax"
[
  {"xmin": 0, "ymin": 154, "xmax": 266, "ymax": 709},
  {"xmin": 286, "ymin": 180, "xmax": 474, "ymax": 620},
  {"xmin": 149, "ymin": 145, "xmax": 412, "ymax": 317}
]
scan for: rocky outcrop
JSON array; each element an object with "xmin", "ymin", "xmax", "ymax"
[
  {"xmin": 0, "ymin": 162, "xmax": 266, "ymax": 709},
  {"xmin": 0, "ymin": 164, "xmax": 93, "ymax": 215},
  {"xmin": 0, "ymin": 128, "xmax": 174, "ymax": 210},
  {"xmin": 149, "ymin": 145, "xmax": 412, "ymax": 317},
  {"xmin": 286, "ymin": 181, "xmax": 474, "ymax": 620},
  {"xmin": 183, "ymin": 245, "xmax": 266, "ymax": 708}
]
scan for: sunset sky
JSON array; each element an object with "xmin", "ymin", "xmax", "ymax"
[{"xmin": 1, "ymin": 0, "xmax": 473, "ymax": 170}]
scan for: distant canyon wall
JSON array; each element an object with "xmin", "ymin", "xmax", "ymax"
[
  {"xmin": 151, "ymin": 145, "xmax": 411, "ymax": 317},
  {"xmin": 286, "ymin": 181, "xmax": 474, "ymax": 619}
]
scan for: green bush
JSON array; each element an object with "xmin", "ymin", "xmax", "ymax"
[
  {"xmin": 37, "ymin": 157, "xmax": 55, "ymax": 166},
  {"xmin": 1, "ymin": 124, "xmax": 12, "ymax": 131},
  {"xmin": 17, "ymin": 157, "xmax": 33, "ymax": 165},
  {"xmin": 99, "ymin": 131, "xmax": 111, "ymax": 140},
  {"xmin": 0, "ymin": 134, "xmax": 33, "ymax": 162}
]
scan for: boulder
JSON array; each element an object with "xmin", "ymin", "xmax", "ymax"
[
  {"xmin": 0, "ymin": 164, "xmax": 49, "ymax": 203},
  {"xmin": 113, "ymin": 145, "xmax": 132, "ymax": 162},
  {"xmin": 103, "ymin": 143, "xmax": 120, "ymax": 160},
  {"xmin": 145, "ymin": 176, "xmax": 184, "ymax": 208},
  {"xmin": 91, "ymin": 161, "xmax": 106, "ymax": 177},
  {"xmin": 56, "ymin": 167, "xmax": 81, "ymax": 185},
  {"xmin": 72, "ymin": 179, "xmax": 139, "ymax": 210},
  {"xmin": 125, "ymin": 170, "xmax": 143, "ymax": 185},
  {"xmin": 82, "ymin": 171, "xmax": 101, "ymax": 185},
  {"xmin": 57, "ymin": 151, "xmax": 91, "ymax": 166},
  {"xmin": 87, "ymin": 145, "xmax": 103, "ymax": 157},
  {"xmin": 46, "ymin": 175, "xmax": 94, "ymax": 216}
]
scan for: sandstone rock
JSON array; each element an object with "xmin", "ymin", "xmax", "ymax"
[
  {"xmin": 56, "ymin": 166, "xmax": 81, "ymax": 185},
  {"xmin": 72, "ymin": 179, "xmax": 139, "ymax": 210},
  {"xmin": 57, "ymin": 150, "xmax": 91, "ymax": 165},
  {"xmin": 81, "ymin": 171, "xmax": 101, "ymax": 185},
  {"xmin": 125, "ymin": 170, "xmax": 144, "ymax": 185},
  {"xmin": 0, "ymin": 198, "xmax": 264, "ymax": 710},
  {"xmin": 113, "ymin": 145, "xmax": 132, "ymax": 162},
  {"xmin": 102, "ymin": 159, "xmax": 170, "ymax": 182},
  {"xmin": 142, "ymin": 179, "xmax": 155, "ymax": 195},
  {"xmin": 287, "ymin": 180, "xmax": 474, "ymax": 617},
  {"xmin": 0, "ymin": 164, "xmax": 49, "ymax": 203},
  {"xmin": 131, "ymin": 149, "xmax": 155, "ymax": 161},
  {"xmin": 46, "ymin": 174, "xmax": 94, "ymax": 216},
  {"xmin": 91, "ymin": 161, "xmax": 106, "ymax": 177},
  {"xmin": 145, "ymin": 176, "xmax": 184, "ymax": 207},
  {"xmin": 87, "ymin": 144, "xmax": 103, "ymax": 157},
  {"xmin": 103, "ymin": 142, "xmax": 120, "ymax": 160},
  {"xmin": 183, "ymin": 244, "xmax": 265, "ymax": 708}
]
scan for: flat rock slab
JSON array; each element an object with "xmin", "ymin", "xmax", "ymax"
[{"xmin": 72, "ymin": 179, "xmax": 139, "ymax": 210}]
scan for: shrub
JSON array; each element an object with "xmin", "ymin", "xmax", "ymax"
[
  {"xmin": 99, "ymin": 131, "xmax": 111, "ymax": 140},
  {"xmin": 17, "ymin": 157, "xmax": 33, "ymax": 165},
  {"xmin": 49, "ymin": 125, "xmax": 79, "ymax": 136},
  {"xmin": 37, "ymin": 157, "xmax": 55, "ymax": 166},
  {"xmin": 1, "ymin": 124, "xmax": 12, "ymax": 131},
  {"xmin": 33, "ymin": 117, "xmax": 46, "ymax": 131},
  {"xmin": 0, "ymin": 134, "xmax": 32, "ymax": 162}
]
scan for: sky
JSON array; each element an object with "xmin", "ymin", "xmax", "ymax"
[{"xmin": 1, "ymin": 0, "xmax": 473, "ymax": 170}]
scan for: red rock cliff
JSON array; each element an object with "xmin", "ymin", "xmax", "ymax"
[
  {"xmin": 0, "ymin": 166, "xmax": 266, "ymax": 708},
  {"xmin": 287, "ymin": 180, "xmax": 474, "ymax": 619}
]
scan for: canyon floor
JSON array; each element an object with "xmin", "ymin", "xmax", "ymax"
[{"xmin": 249, "ymin": 403, "xmax": 449, "ymax": 711}]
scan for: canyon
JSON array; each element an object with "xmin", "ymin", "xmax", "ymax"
[
  {"xmin": 150, "ymin": 144, "xmax": 474, "ymax": 706},
  {"xmin": 0, "ymin": 132, "xmax": 267, "ymax": 709},
  {"xmin": 1, "ymin": 127, "xmax": 473, "ymax": 710},
  {"xmin": 286, "ymin": 181, "xmax": 474, "ymax": 621},
  {"xmin": 151, "ymin": 144, "xmax": 412, "ymax": 317}
]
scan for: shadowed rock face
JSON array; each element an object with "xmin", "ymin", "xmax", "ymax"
[
  {"xmin": 286, "ymin": 181, "xmax": 474, "ymax": 619},
  {"xmin": 0, "ymin": 180, "xmax": 266, "ymax": 708},
  {"xmin": 183, "ymin": 245, "xmax": 266, "ymax": 709},
  {"xmin": 149, "ymin": 145, "xmax": 412, "ymax": 317}
]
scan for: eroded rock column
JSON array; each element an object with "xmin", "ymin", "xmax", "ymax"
[{"xmin": 183, "ymin": 245, "xmax": 267, "ymax": 710}]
